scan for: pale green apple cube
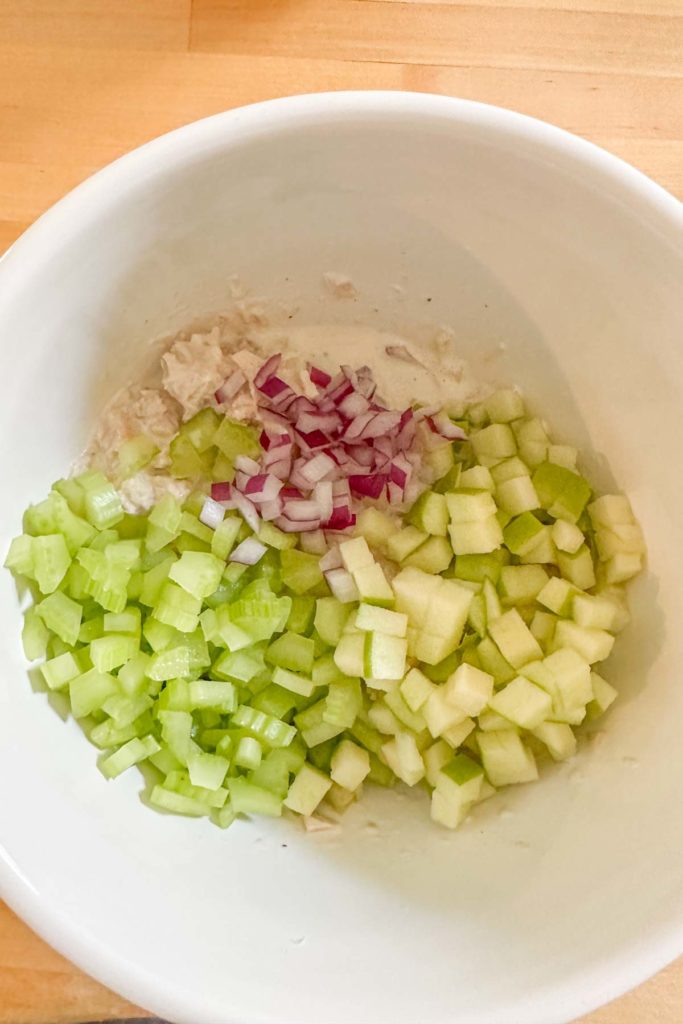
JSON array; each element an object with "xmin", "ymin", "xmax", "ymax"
[
  {"xmin": 408, "ymin": 490, "xmax": 449, "ymax": 537},
  {"xmin": 485, "ymin": 388, "xmax": 525, "ymax": 423},
  {"xmin": 400, "ymin": 667, "xmax": 436, "ymax": 712},
  {"xmin": 404, "ymin": 535, "xmax": 453, "ymax": 574},
  {"xmin": 496, "ymin": 476, "xmax": 539, "ymax": 516},
  {"xmin": 330, "ymin": 739, "xmax": 370, "ymax": 791},
  {"xmin": 477, "ymin": 709, "xmax": 518, "ymax": 732},
  {"xmin": 503, "ymin": 512, "xmax": 545, "ymax": 556},
  {"xmin": 445, "ymin": 663, "xmax": 494, "ymax": 716},
  {"xmin": 553, "ymin": 620, "xmax": 615, "ymax": 664},
  {"xmin": 488, "ymin": 608, "xmax": 543, "ymax": 668},
  {"xmin": 364, "ymin": 632, "xmax": 407, "ymax": 680},
  {"xmin": 547, "ymin": 445, "xmax": 578, "ymax": 471},
  {"xmin": 284, "ymin": 764, "xmax": 332, "ymax": 816},
  {"xmin": 355, "ymin": 603, "xmax": 408, "ymax": 637},
  {"xmin": 518, "ymin": 527, "xmax": 557, "ymax": 566},
  {"xmin": 552, "ymin": 519, "xmax": 584, "ymax": 554},
  {"xmin": 367, "ymin": 699, "xmax": 402, "ymax": 735},
  {"xmin": 353, "ymin": 562, "xmax": 394, "ymax": 607},
  {"xmin": 530, "ymin": 610, "xmax": 557, "ymax": 647},
  {"xmin": 476, "ymin": 636, "xmax": 516, "ymax": 685},
  {"xmin": 542, "ymin": 647, "xmax": 592, "ymax": 714},
  {"xmin": 384, "ymin": 686, "xmax": 427, "ymax": 733},
  {"xmin": 587, "ymin": 670, "xmax": 618, "ymax": 718},
  {"xmin": 423, "ymin": 739, "xmax": 453, "ymax": 786},
  {"xmin": 446, "ymin": 490, "xmax": 497, "ymax": 524},
  {"xmin": 271, "ymin": 666, "xmax": 316, "ymax": 698},
  {"xmin": 478, "ymin": 730, "xmax": 538, "ymax": 786},
  {"xmin": 537, "ymin": 576, "xmax": 577, "ymax": 615},
  {"xmin": 471, "ymin": 423, "xmax": 517, "ymax": 462},
  {"xmin": 489, "ymin": 676, "xmax": 552, "ymax": 729},
  {"xmin": 333, "ymin": 633, "xmax": 365, "ymax": 677},
  {"xmin": 424, "ymin": 687, "xmax": 469, "ymax": 738},
  {"xmin": 441, "ymin": 716, "xmax": 476, "ymax": 748},
  {"xmin": 386, "ymin": 526, "xmax": 428, "ymax": 563},
  {"xmin": 436, "ymin": 752, "xmax": 484, "ymax": 803},
  {"xmin": 605, "ymin": 552, "xmax": 643, "ymax": 584},
  {"xmin": 531, "ymin": 721, "xmax": 577, "ymax": 760},
  {"xmin": 354, "ymin": 508, "xmax": 399, "ymax": 553},
  {"xmin": 483, "ymin": 577, "xmax": 502, "ymax": 622},
  {"xmin": 572, "ymin": 593, "xmax": 617, "ymax": 631},
  {"xmin": 588, "ymin": 494, "xmax": 635, "ymax": 529},
  {"xmin": 430, "ymin": 786, "xmax": 473, "ymax": 830},
  {"xmin": 596, "ymin": 522, "xmax": 646, "ymax": 560},
  {"xmin": 491, "ymin": 457, "xmax": 531, "ymax": 484},
  {"xmin": 499, "ymin": 564, "xmax": 549, "ymax": 605},
  {"xmin": 339, "ymin": 536, "xmax": 374, "ymax": 573},
  {"xmin": 413, "ymin": 578, "xmax": 474, "ymax": 664},
  {"xmin": 449, "ymin": 516, "xmax": 503, "ymax": 555},
  {"xmin": 381, "ymin": 732, "xmax": 425, "ymax": 786},
  {"xmin": 458, "ymin": 466, "xmax": 495, "ymax": 491}
]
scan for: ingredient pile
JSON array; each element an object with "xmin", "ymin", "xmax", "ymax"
[{"xmin": 5, "ymin": 354, "xmax": 646, "ymax": 831}]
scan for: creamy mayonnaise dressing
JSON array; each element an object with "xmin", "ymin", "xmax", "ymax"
[{"xmin": 82, "ymin": 314, "xmax": 485, "ymax": 513}]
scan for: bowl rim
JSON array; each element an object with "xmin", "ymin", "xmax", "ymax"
[{"xmin": 1, "ymin": 90, "xmax": 682, "ymax": 1024}]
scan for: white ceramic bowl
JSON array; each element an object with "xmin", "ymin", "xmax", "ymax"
[{"xmin": 1, "ymin": 93, "xmax": 682, "ymax": 1024}]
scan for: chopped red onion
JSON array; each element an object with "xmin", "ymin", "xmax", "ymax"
[
  {"xmin": 429, "ymin": 411, "xmax": 468, "ymax": 441},
  {"xmin": 234, "ymin": 454, "xmax": 261, "ymax": 475},
  {"xmin": 259, "ymin": 375, "xmax": 290, "ymax": 400},
  {"xmin": 245, "ymin": 474, "xmax": 283, "ymax": 503},
  {"xmin": 349, "ymin": 474, "xmax": 387, "ymax": 499},
  {"xmin": 255, "ymin": 353, "xmax": 282, "ymax": 389},
  {"xmin": 324, "ymin": 506, "xmax": 356, "ymax": 530},
  {"xmin": 309, "ymin": 365, "xmax": 332, "ymax": 389},
  {"xmin": 339, "ymin": 391, "xmax": 371, "ymax": 418},
  {"xmin": 214, "ymin": 370, "xmax": 246, "ymax": 404},
  {"xmin": 313, "ymin": 480, "xmax": 333, "ymax": 522},
  {"xmin": 283, "ymin": 499, "xmax": 323, "ymax": 522},
  {"xmin": 199, "ymin": 497, "xmax": 226, "ymax": 530},
  {"xmin": 211, "ymin": 482, "xmax": 232, "ymax": 502},
  {"xmin": 274, "ymin": 516, "xmax": 321, "ymax": 533},
  {"xmin": 230, "ymin": 538, "xmax": 267, "ymax": 565},
  {"xmin": 260, "ymin": 498, "xmax": 283, "ymax": 521},
  {"xmin": 232, "ymin": 491, "xmax": 260, "ymax": 533},
  {"xmin": 300, "ymin": 452, "xmax": 336, "ymax": 484}
]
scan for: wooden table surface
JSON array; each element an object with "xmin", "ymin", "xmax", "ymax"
[{"xmin": 0, "ymin": 1, "xmax": 681, "ymax": 1022}]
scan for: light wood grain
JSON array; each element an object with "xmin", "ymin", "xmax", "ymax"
[{"xmin": 0, "ymin": 1, "xmax": 681, "ymax": 1022}]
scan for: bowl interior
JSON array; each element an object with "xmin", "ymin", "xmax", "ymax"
[{"xmin": 0, "ymin": 94, "xmax": 682, "ymax": 1024}]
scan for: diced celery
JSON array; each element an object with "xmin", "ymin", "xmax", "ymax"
[
  {"xmin": 89, "ymin": 634, "xmax": 139, "ymax": 673},
  {"xmin": 32, "ymin": 535, "xmax": 71, "ymax": 594},
  {"xmin": 154, "ymin": 581, "xmax": 202, "ymax": 633},
  {"xmin": 168, "ymin": 551, "xmax": 224, "ymax": 601},
  {"xmin": 36, "ymin": 591, "xmax": 82, "ymax": 646},
  {"xmin": 234, "ymin": 736, "xmax": 263, "ymax": 770},
  {"xmin": 22, "ymin": 607, "xmax": 50, "ymax": 661},
  {"xmin": 228, "ymin": 776, "xmax": 282, "ymax": 817},
  {"xmin": 286, "ymin": 595, "xmax": 315, "ymax": 635},
  {"xmin": 188, "ymin": 678, "xmax": 237, "ymax": 712},
  {"xmin": 280, "ymin": 549, "xmax": 324, "ymax": 595},
  {"xmin": 213, "ymin": 647, "xmax": 265, "ymax": 683},
  {"xmin": 257, "ymin": 521, "xmax": 297, "ymax": 551},
  {"xmin": 231, "ymin": 704, "xmax": 296, "ymax": 748},
  {"xmin": 70, "ymin": 668, "xmax": 118, "ymax": 718},
  {"xmin": 187, "ymin": 749, "xmax": 230, "ymax": 789},
  {"xmin": 213, "ymin": 417, "xmax": 261, "ymax": 461},
  {"xmin": 100, "ymin": 735, "xmax": 160, "ymax": 779},
  {"xmin": 150, "ymin": 785, "xmax": 208, "ymax": 817},
  {"xmin": 118, "ymin": 435, "xmax": 160, "ymax": 479},
  {"xmin": 266, "ymin": 631, "xmax": 315, "ymax": 674},
  {"xmin": 210, "ymin": 516, "xmax": 241, "ymax": 560},
  {"xmin": 40, "ymin": 651, "xmax": 82, "ymax": 691},
  {"xmin": 324, "ymin": 678, "xmax": 362, "ymax": 728},
  {"xmin": 81, "ymin": 473, "xmax": 124, "ymax": 530}
]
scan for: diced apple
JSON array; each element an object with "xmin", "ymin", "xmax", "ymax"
[
  {"xmin": 445, "ymin": 663, "xmax": 494, "ymax": 716},
  {"xmin": 353, "ymin": 562, "xmax": 395, "ymax": 607},
  {"xmin": 572, "ymin": 593, "xmax": 617, "ymax": 631},
  {"xmin": 587, "ymin": 670, "xmax": 618, "ymax": 718},
  {"xmin": 400, "ymin": 667, "xmax": 436, "ymax": 712},
  {"xmin": 531, "ymin": 721, "xmax": 577, "ymax": 760},
  {"xmin": 364, "ymin": 632, "xmax": 407, "ymax": 680},
  {"xmin": 449, "ymin": 516, "xmax": 503, "ymax": 555},
  {"xmin": 553, "ymin": 620, "xmax": 615, "ymax": 664},
  {"xmin": 381, "ymin": 732, "xmax": 425, "ymax": 786},
  {"xmin": 330, "ymin": 739, "xmax": 371, "ymax": 791},
  {"xmin": 537, "ymin": 576, "xmax": 577, "ymax": 616},
  {"xmin": 333, "ymin": 633, "xmax": 365, "ymax": 677},
  {"xmin": 471, "ymin": 423, "xmax": 517, "ymax": 462},
  {"xmin": 407, "ymin": 490, "xmax": 449, "ymax": 537},
  {"xmin": 496, "ymin": 476, "xmax": 540, "ymax": 516},
  {"xmin": 424, "ymin": 686, "xmax": 469, "ymax": 738},
  {"xmin": 478, "ymin": 730, "xmax": 538, "ymax": 786},
  {"xmin": 423, "ymin": 739, "xmax": 453, "ymax": 786},
  {"xmin": 458, "ymin": 466, "xmax": 495, "ymax": 491},
  {"xmin": 386, "ymin": 525, "xmax": 428, "ymax": 563},
  {"xmin": 355, "ymin": 603, "xmax": 408, "ymax": 637},
  {"xmin": 489, "ymin": 676, "xmax": 552, "ymax": 729},
  {"xmin": 354, "ymin": 508, "xmax": 400, "ymax": 554},
  {"xmin": 503, "ymin": 512, "xmax": 545, "ymax": 556},
  {"xmin": 284, "ymin": 764, "xmax": 332, "ymax": 815},
  {"xmin": 488, "ymin": 608, "xmax": 543, "ymax": 668},
  {"xmin": 339, "ymin": 536, "xmax": 374, "ymax": 573},
  {"xmin": 404, "ymin": 535, "xmax": 453, "ymax": 573},
  {"xmin": 484, "ymin": 388, "xmax": 525, "ymax": 423},
  {"xmin": 499, "ymin": 564, "xmax": 549, "ymax": 605},
  {"xmin": 552, "ymin": 519, "xmax": 584, "ymax": 554},
  {"xmin": 446, "ymin": 490, "xmax": 498, "ymax": 523}
]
